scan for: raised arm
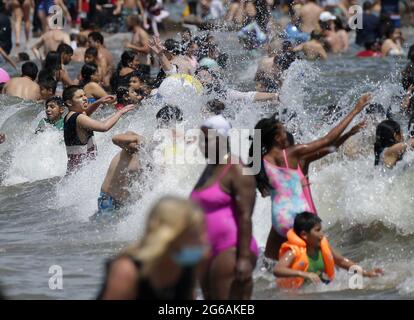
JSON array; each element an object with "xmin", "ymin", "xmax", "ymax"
[
  {"xmin": 112, "ymin": 132, "xmax": 140, "ymax": 149},
  {"xmin": 149, "ymin": 36, "xmax": 173, "ymax": 73},
  {"xmin": 84, "ymin": 95, "xmax": 116, "ymax": 116},
  {"xmin": 77, "ymin": 105, "xmax": 134, "ymax": 132},
  {"xmin": 291, "ymin": 94, "xmax": 371, "ymax": 158}
]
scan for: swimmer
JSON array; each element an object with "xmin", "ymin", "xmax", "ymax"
[
  {"xmin": 2, "ymin": 61, "xmax": 40, "ymax": 101},
  {"xmin": 98, "ymin": 196, "xmax": 208, "ymax": 299},
  {"xmin": 62, "ymin": 85, "xmax": 133, "ymax": 174},
  {"xmin": 90, "ymin": 131, "xmax": 142, "ymax": 221},
  {"xmin": 381, "ymin": 27, "xmax": 404, "ymax": 56},
  {"xmin": 31, "ymin": 28, "xmax": 71, "ymax": 60},
  {"xmin": 293, "ymin": 31, "xmax": 328, "ymax": 60},
  {"xmin": 35, "ymin": 96, "xmax": 65, "ymax": 134},
  {"xmin": 191, "ymin": 115, "xmax": 258, "ymax": 299},
  {"xmin": 274, "ymin": 212, "xmax": 383, "ymax": 288},
  {"xmin": 250, "ymin": 94, "xmax": 371, "ymax": 259},
  {"xmin": 80, "ymin": 63, "xmax": 108, "ymax": 103},
  {"xmin": 88, "ymin": 32, "xmax": 115, "ymax": 87},
  {"xmin": 374, "ymin": 119, "xmax": 414, "ymax": 168}
]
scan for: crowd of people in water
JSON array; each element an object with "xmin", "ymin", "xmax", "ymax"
[{"xmin": 1, "ymin": 0, "xmax": 414, "ymax": 300}]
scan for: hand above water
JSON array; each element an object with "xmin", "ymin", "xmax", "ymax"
[{"xmin": 354, "ymin": 93, "xmax": 372, "ymax": 113}]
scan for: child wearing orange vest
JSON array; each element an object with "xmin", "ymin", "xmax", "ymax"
[{"xmin": 274, "ymin": 212, "xmax": 383, "ymax": 289}]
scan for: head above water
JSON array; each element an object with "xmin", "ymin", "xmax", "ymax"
[
  {"xmin": 62, "ymin": 85, "xmax": 88, "ymax": 111},
  {"xmin": 126, "ymin": 15, "xmax": 142, "ymax": 31},
  {"xmin": 45, "ymin": 96, "xmax": 65, "ymax": 122},
  {"xmin": 81, "ymin": 63, "xmax": 99, "ymax": 84},
  {"xmin": 293, "ymin": 212, "xmax": 323, "ymax": 248},
  {"xmin": 125, "ymin": 196, "xmax": 205, "ymax": 275},
  {"xmin": 21, "ymin": 62, "xmax": 38, "ymax": 81},
  {"xmin": 156, "ymin": 105, "xmax": 184, "ymax": 128},
  {"xmin": 39, "ymin": 78, "xmax": 57, "ymax": 99},
  {"xmin": 88, "ymin": 32, "xmax": 104, "ymax": 48},
  {"xmin": 84, "ymin": 47, "xmax": 98, "ymax": 64},
  {"xmin": 120, "ymin": 50, "xmax": 138, "ymax": 69},
  {"xmin": 374, "ymin": 119, "xmax": 402, "ymax": 166},
  {"xmin": 57, "ymin": 43, "xmax": 74, "ymax": 65}
]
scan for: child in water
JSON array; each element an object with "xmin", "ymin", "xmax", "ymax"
[
  {"xmin": 35, "ymin": 97, "xmax": 65, "ymax": 134},
  {"xmin": 274, "ymin": 212, "xmax": 383, "ymax": 288},
  {"xmin": 374, "ymin": 119, "xmax": 414, "ymax": 168}
]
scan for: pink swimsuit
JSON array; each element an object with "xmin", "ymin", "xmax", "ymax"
[{"xmin": 190, "ymin": 165, "xmax": 259, "ymax": 258}]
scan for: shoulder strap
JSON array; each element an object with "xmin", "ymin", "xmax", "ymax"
[{"xmin": 282, "ymin": 149, "xmax": 289, "ymax": 168}]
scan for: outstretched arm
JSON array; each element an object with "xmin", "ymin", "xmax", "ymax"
[
  {"xmin": 77, "ymin": 105, "xmax": 134, "ymax": 132},
  {"xmin": 84, "ymin": 95, "xmax": 116, "ymax": 116},
  {"xmin": 149, "ymin": 36, "xmax": 173, "ymax": 72},
  {"xmin": 291, "ymin": 94, "xmax": 371, "ymax": 158},
  {"xmin": 332, "ymin": 250, "xmax": 383, "ymax": 278}
]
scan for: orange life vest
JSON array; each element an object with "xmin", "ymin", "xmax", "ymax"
[{"xmin": 277, "ymin": 229, "xmax": 335, "ymax": 289}]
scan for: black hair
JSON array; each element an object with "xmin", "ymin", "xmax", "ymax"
[
  {"xmin": 39, "ymin": 77, "xmax": 57, "ymax": 94},
  {"xmin": 156, "ymin": 105, "xmax": 183, "ymax": 127},
  {"xmin": 286, "ymin": 131, "xmax": 295, "ymax": 146},
  {"xmin": 374, "ymin": 120, "xmax": 401, "ymax": 165},
  {"xmin": 62, "ymin": 85, "xmax": 82, "ymax": 104},
  {"xmin": 41, "ymin": 51, "xmax": 61, "ymax": 79},
  {"xmin": 310, "ymin": 30, "xmax": 323, "ymax": 41},
  {"xmin": 120, "ymin": 50, "xmax": 137, "ymax": 68},
  {"xmin": 85, "ymin": 47, "xmax": 98, "ymax": 58},
  {"xmin": 80, "ymin": 63, "xmax": 98, "ymax": 84},
  {"xmin": 45, "ymin": 96, "xmax": 65, "ymax": 108},
  {"xmin": 274, "ymin": 51, "xmax": 296, "ymax": 72},
  {"xmin": 408, "ymin": 44, "xmax": 414, "ymax": 63},
  {"xmin": 88, "ymin": 31, "xmax": 104, "ymax": 45},
  {"xmin": 293, "ymin": 212, "xmax": 322, "ymax": 235},
  {"xmin": 77, "ymin": 34, "xmax": 88, "ymax": 47},
  {"xmin": 217, "ymin": 53, "xmax": 228, "ymax": 69},
  {"xmin": 206, "ymin": 99, "xmax": 225, "ymax": 115},
  {"xmin": 249, "ymin": 117, "xmax": 282, "ymax": 196},
  {"xmin": 164, "ymin": 38, "xmax": 181, "ymax": 55},
  {"xmin": 18, "ymin": 52, "xmax": 30, "ymax": 62},
  {"xmin": 366, "ymin": 103, "xmax": 385, "ymax": 115},
  {"xmin": 57, "ymin": 43, "xmax": 74, "ymax": 55},
  {"xmin": 116, "ymin": 87, "xmax": 130, "ymax": 105},
  {"xmin": 384, "ymin": 26, "xmax": 395, "ymax": 39},
  {"xmin": 21, "ymin": 62, "xmax": 38, "ymax": 81},
  {"xmin": 408, "ymin": 115, "xmax": 414, "ymax": 138},
  {"xmin": 364, "ymin": 39, "xmax": 377, "ymax": 51}
]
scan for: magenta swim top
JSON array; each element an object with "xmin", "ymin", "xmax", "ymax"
[{"xmin": 190, "ymin": 164, "xmax": 259, "ymax": 258}]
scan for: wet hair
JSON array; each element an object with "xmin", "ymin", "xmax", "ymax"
[
  {"xmin": 77, "ymin": 34, "xmax": 88, "ymax": 47},
  {"xmin": 42, "ymin": 51, "xmax": 62, "ymax": 76},
  {"xmin": 408, "ymin": 44, "xmax": 414, "ymax": 63},
  {"xmin": 293, "ymin": 212, "xmax": 322, "ymax": 235},
  {"xmin": 116, "ymin": 87, "xmax": 129, "ymax": 105},
  {"xmin": 45, "ymin": 96, "xmax": 65, "ymax": 108},
  {"xmin": 255, "ymin": 71, "xmax": 278, "ymax": 92},
  {"xmin": 206, "ymin": 99, "xmax": 225, "ymax": 115},
  {"xmin": 164, "ymin": 39, "xmax": 181, "ymax": 55},
  {"xmin": 21, "ymin": 62, "xmax": 38, "ymax": 80},
  {"xmin": 57, "ymin": 43, "xmax": 74, "ymax": 55},
  {"xmin": 366, "ymin": 103, "xmax": 385, "ymax": 115},
  {"xmin": 127, "ymin": 14, "xmax": 142, "ymax": 27},
  {"xmin": 62, "ymin": 85, "xmax": 82, "ymax": 104},
  {"xmin": 364, "ymin": 39, "xmax": 377, "ymax": 51},
  {"xmin": 274, "ymin": 51, "xmax": 296, "ymax": 72},
  {"xmin": 249, "ymin": 117, "xmax": 282, "ymax": 196},
  {"xmin": 85, "ymin": 47, "xmax": 98, "ymax": 58},
  {"xmin": 39, "ymin": 78, "xmax": 57, "ymax": 94},
  {"xmin": 80, "ymin": 63, "xmax": 98, "ymax": 84},
  {"xmin": 120, "ymin": 50, "xmax": 137, "ymax": 68},
  {"xmin": 310, "ymin": 30, "xmax": 323, "ymax": 41},
  {"xmin": 286, "ymin": 131, "xmax": 295, "ymax": 146},
  {"xmin": 18, "ymin": 52, "xmax": 30, "ymax": 62},
  {"xmin": 88, "ymin": 31, "xmax": 104, "ymax": 45},
  {"xmin": 374, "ymin": 120, "xmax": 401, "ymax": 165},
  {"xmin": 217, "ymin": 53, "xmax": 228, "ymax": 69},
  {"xmin": 384, "ymin": 26, "xmax": 396, "ymax": 40},
  {"xmin": 319, "ymin": 20, "xmax": 331, "ymax": 31},
  {"xmin": 156, "ymin": 105, "xmax": 183, "ymax": 127}
]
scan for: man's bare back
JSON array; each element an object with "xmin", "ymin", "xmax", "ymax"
[
  {"xmin": 295, "ymin": 40, "xmax": 327, "ymax": 60},
  {"xmin": 3, "ymin": 77, "xmax": 41, "ymax": 100},
  {"xmin": 101, "ymin": 132, "xmax": 141, "ymax": 203},
  {"xmin": 36, "ymin": 29, "xmax": 70, "ymax": 58},
  {"xmin": 298, "ymin": 2, "xmax": 323, "ymax": 33},
  {"xmin": 132, "ymin": 28, "xmax": 150, "ymax": 65}
]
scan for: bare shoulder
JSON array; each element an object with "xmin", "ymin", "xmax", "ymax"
[{"xmin": 109, "ymin": 256, "xmax": 138, "ymax": 278}]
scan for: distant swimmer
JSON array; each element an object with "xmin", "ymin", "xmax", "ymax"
[
  {"xmin": 374, "ymin": 119, "xmax": 414, "ymax": 168},
  {"xmin": 381, "ymin": 27, "xmax": 405, "ymax": 56},
  {"xmin": 296, "ymin": 0, "xmax": 323, "ymax": 33},
  {"xmin": 90, "ymin": 132, "xmax": 142, "ymax": 222},
  {"xmin": 31, "ymin": 28, "xmax": 71, "ymax": 60},
  {"xmin": 0, "ymin": 132, "xmax": 5, "ymax": 144},
  {"xmin": 62, "ymin": 85, "xmax": 133, "ymax": 174},
  {"xmin": 35, "ymin": 97, "xmax": 65, "ymax": 134},
  {"xmin": 293, "ymin": 31, "xmax": 328, "ymax": 60},
  {"xmin": 274, "ymin": 212, "xmax": 383, "ymax": 288},
  {"xmin": 2, "ymin": 62, "xmax": 41, "ymax": 101}
]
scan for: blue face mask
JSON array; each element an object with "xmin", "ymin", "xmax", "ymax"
[{"xmin": 172, "ymin": 246, "xmax": 205, "ymax": 267}]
